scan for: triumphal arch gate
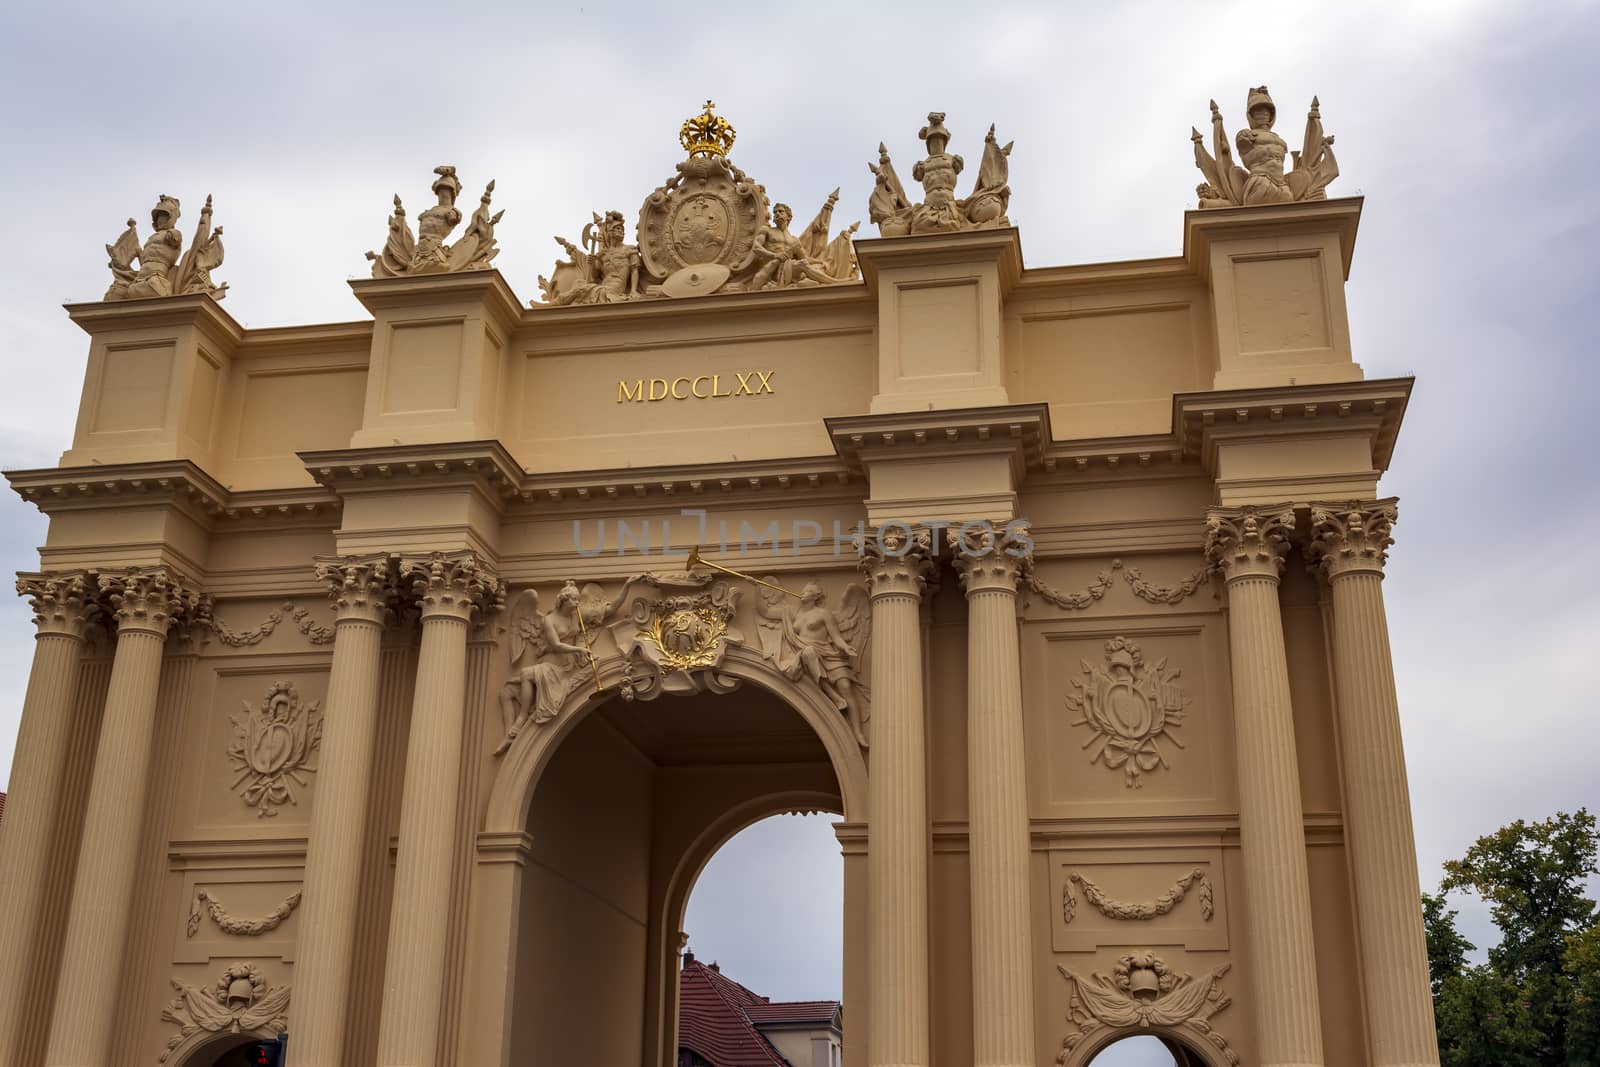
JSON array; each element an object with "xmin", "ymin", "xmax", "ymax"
[{"xmin": 0, "ymin": 98, "xmax": 1442, "ymax": 1067}]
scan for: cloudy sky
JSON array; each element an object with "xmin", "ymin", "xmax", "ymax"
[{"xmin": 2, "ymin": 0, "xmax": 1597, "ymax": 1052}]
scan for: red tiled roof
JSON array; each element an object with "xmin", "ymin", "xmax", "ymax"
[
  {"xmin": 678, "ymin": 958, "xmax": 790, "ymax": 1066},
  {"xmin": 744, "ymin": 1001, "xmax": 840, "ymax": 1026},
  {"xmin": 678, "ymin": 958, "xmax": 843, "ymax": 1066}
]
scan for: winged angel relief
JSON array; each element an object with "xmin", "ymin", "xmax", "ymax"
[
  {"xmin": 1065, "ymin": 637, "xmax": 1189, "ymax": 788},
  {"xmin": 753, "ymin": 580, "xmax": 871, "ymax": 746},
  {"xmin": 494, "ymin": 578, "xmax": 643, "ymax": 755}
]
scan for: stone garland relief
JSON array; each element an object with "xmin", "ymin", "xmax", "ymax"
[
  {"xmin": 104, "ymin": 193, "xmax": 227, "ymax": 301},
  {"xmin": 366, "ymin": 165, "xmax": 503, "ymax": 278},
  {"xmin": 1065, "ymin": 637, "xmax": 1190, "ymax": 788},
  {"xmin": 1025, "ymin": 559, "xmax": 1213, "ymax": 612},
  {"xmin": 159, "ymin": 963, "xmax": 289, "ymax": 1062},
  {"xmin": 537, "ymin": 102, "xmax": 861, "ymax": 304},
  {"xmin": 1057, "ymin": 954, "xmax": 1237, "ymax": 1066},
  {"xmin": 187, "ymin": 888, "xmax": 302, "ymax": 938},
  {"xmin": 227, "ymin": 681, "xmax": 322, "ymax": 816},
  {"xmin": 203, "ymin": 600, "xmax": 336, "ymax": 647},
  {"xmin": 1062, "ymin": 868, "xmax": 1214, "ymax": 925},
  {"xmin": 1191, "ymin": 85, "xmax": 1338, "ymax": 208}
]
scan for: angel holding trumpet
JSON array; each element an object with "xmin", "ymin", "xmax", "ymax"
[{"xmin": 494, "ymin": 575, "xmax": 649, "ymax": 755}]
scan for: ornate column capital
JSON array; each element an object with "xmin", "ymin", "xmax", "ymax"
[
  {"xmin": 16, "ymin": 570, "xmax": 97, "ymax": 639},
  {"xmin": 1308, "ymin": 498, "xmax": 1398, "ymax": 581},
  {"xmin": 96, "ymin": 566, "xmax": 198, "ymax": 637},
  {"xmin": 857, "ymin": 525, "xmax": 937, "ymax": 602},
  {"xmin": 399, "ymin": 551, "xmax": 504, "ymax": 623},
  {"xmin": 315, "ymin": 553, "xmax": 399, "ymax": 626},
  {"xmin": 1204, "ymin": 504, "xmax": 1295, "ymax": 584},
  {"xmin": 952, "ymin": 522, "xmax": 1032, "ymax": 596}
]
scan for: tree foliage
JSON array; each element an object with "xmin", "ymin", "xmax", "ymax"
[{"xmin": 1426, "ymin": 809, "xmax": 1600, "ymax": 1065}]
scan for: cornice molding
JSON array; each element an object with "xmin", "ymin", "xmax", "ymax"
[
  {"xmin": 853, "ymin": 226, "xmax": 1024, "ymax": 292},
  {"xmin": 63, "ymin": 291, "xmax": 245, "ymax": 344},
  {"xmin": 827, "ymin": 402, "xmax": 1050, "ymax": 484},
  {"xmin": 1183, "ymin": 195, "xmax": 1363, "ymax": 280},
  {"xmin": 348, "ymin": 267, "xmax": 524, "ymax": 329},
  {"xmin": 6, "ymin": 460, "xmax": 339, "ymax": 529}
]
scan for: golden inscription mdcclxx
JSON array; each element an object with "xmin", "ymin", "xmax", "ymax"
[{"xmin": 617, "ymin": 371, "xmax": 775, "ymax": 403}]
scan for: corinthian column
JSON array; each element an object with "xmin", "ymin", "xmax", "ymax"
[
  {"xmin": 0, "ymin": 573, "xmax": 94, "ymax": 1067},
  {"xmin": 44, "ymin": 567, "xmax": 195, "ymax": 1067},
  {"xmin": 1309, "ymin": 500, "xmax": 1439, "ymax": 1067},
  {"xmin": 289, "ymin": 554, "xmax": 397, "ymax": 1067},
  {"xmin": 376, "ymin": 551, "xmax": 501, "ymax": 1067},
  {"xmin": 860, "ymin": 527, "xmax": 935, "ymax": 1067},
  {"xmin": 1205, "ymin": 506, "xmax": 1324, "ymax": 1067},
  {"xmin": 953, "ymin": 529, "xmax": 1035, "ymax": 1067}
]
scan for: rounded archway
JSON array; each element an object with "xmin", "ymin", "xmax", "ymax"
[
  {"xmin": 482, "ymin": 660, "xmax": 856, "ymax": 1067},
  {"xmin": 1065, "ymin": 1029, "xmax": 1231, "ymax": 1067}
]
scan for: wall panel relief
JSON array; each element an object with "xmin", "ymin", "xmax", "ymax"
[
  {"xmin": 1047, "ymin": 849, "xmax": 1229, "ymax": 952},
  {"xmin": 159, "ymin": 963, "xmax": 289, "ymax": 1063},
  {"xmin": 1056, "ymin": 953, "xmax": 1238, "ymax": 1066},
  {"xmin": 1064, "ymin": 636, "xmax": 1189, "ymax": 788},
  {"xmin": 228, "ymin": 682, "xmax": 322, "ymax": 817}
]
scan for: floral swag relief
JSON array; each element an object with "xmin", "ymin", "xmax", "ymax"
[
  {"xmin": 1062, "ymin": 869, "xmax": 1214, "ymax": 924},
  {"xmin": 1057, "ymin": 954, "xmax": 1237, "ymax": 1066},
  {"xmin": 187, "ymin": 888, "xmax": 302, "ymax": 938},
  {"xmin": 1065, "ymin": 637, "xmax": 1189, "ymax": 787},
  {"xmin": 537, "ymin": 102, "xmax": 859, "ymax": 305},
  {"xmin": 228, "ymin": 682, "xmax": 322, "ymax": 816},
  {"xmin": 159, "ymin": 963, "xmax": 290, "ymax": 1062}
]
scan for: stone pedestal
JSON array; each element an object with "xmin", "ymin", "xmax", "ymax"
[
  {"xmin": 288, "ymin": 554, "xmax": 396, "ymax": 1067},
  {"xmin": 375, "ymin": 552, "xmax": 500, "ymax": 1067},
  {"xmin": 0, "ymin": 573, "xmax": 93, "ymax": 1067},
  {"xmin": 1205, "ymin": 506, "xmax": 1325, "ymax": 1067},
  {"xmin": 43, "ymin": 568, "xmax": 192, "ymax": 1067},
  {"xmin": 1310, "ymin": 501, "xmax": 1439, "ymax": 1067},
  {"xmin": 954, "ymin": 533, "xmax": 1036, "ymax": 1067},
  {"xmin": 861, "ymin": 530, "xmax": 935, "ymax": 1067}
]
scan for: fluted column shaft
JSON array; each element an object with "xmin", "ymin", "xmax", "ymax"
[
  {"xmin": 0, "ymin": 573, "xmax": 93, "ymax": 1067},
  {"xmin": 289, "ymin": 555, "xmax": 396, "ymax": 1067},
  {"xmin": 376, "ymin": 552, "xmax": 500, "ymax": 1067},
  {"xmin": 1311, "ymin": 501, "xmax": 1439, "ymax": 1067},
  {"xmin": 44, "ymin": 568, "xmax": 193, "ymax": 1067},
  {"xmin": 955, "ymin": 535, "xmax": 1036, "ymax": 1067},
  {"xmin": 1206, "ymin": 507, "xmax": 1324, "ymax": 1067},
  {"xmin": 861, "ymin": 529, "xmax": 934, "ymax": 1067}
]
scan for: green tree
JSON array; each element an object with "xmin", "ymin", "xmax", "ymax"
[{"xmin": 1427, "ymin": 809, "xmax": 1600, "ymax": 1064}]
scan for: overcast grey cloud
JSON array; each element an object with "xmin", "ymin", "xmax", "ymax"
[{"xmin": 2, "ymin": 0, "xmax": 1597, "ymax": 1032}]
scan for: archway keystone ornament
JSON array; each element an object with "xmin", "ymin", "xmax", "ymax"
[
  {"xmin": 159, "ymin": 963, "xmax": 290, "ymax": 1063},
  {"xmin": 1056, "ymin": 954, "xmax": 1237, "ymax": 1066},
  {"xmin": 1065, "ymin": 636, "xmax": 1190, "ymax": 787}
]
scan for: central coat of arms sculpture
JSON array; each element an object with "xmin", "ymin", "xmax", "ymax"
[{"xmin": 537, "ymin": 102, "xmax": 859, "ymax": 304}]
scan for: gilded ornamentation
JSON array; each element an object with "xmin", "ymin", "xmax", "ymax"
[
  {"xmin": 494, "ymin": 578, "xmax": 642, "ymax": 754},
  {"xmin": 1065, "ymin": 637, "xmax": 1189, "ymax": 788},
  {"xmin": 227, "ymin": 682, "xmax": 321, "ymax": 817},
  {"xmin": 633, "ymin": 583, "xmax": 740, "ymax": 674},
  {"xmin": 1191, "ymin": 87, "xmax": 1338, "ymax": 208},
  {"xmin": 104, "ymin": 193, "xmax": 227, "ymax": 301},
  {"xmin": 868, "ymin": 113, "xmax": 1013, "ymax": 236},
  {"xmin": 1057, "ymin": 954, "xmax": 1237, "ymax": 1066},
  {"xmin": 159, "ymin": 963, "xmax": 290, "ymax": 1062},
  {"xmin": 366, "ymin": 165, "xmax": 503, "ymax": 278},
  {"xmin": 1308, "ymin": 498, "xmax": 1398, "ymax": 579},
  {"xmin": 186, "ymin": 888, "xmax": 302, "ymax": 938},
  {"xmin": 1062, "ymin": 869, "xmax": 1214, "ymax": 924},
  {"xmin": 537, "ymin": 104, "xmax": 859, "ymax": 304},
  {"xmin": 1115, "ymin": 559, "xmax": 1214, "ymax": 605},
  {"xmin": 753, "ymin": 578, "xmax": 871, "ymax": 746},
  {"xmin": 680, "ymin": 100, "xmax": 737, "ymax": 158}
]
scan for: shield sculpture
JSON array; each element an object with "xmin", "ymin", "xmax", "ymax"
[{"xmin": 638, "ymin": 156, "xmax": 767, "ymax": 280}]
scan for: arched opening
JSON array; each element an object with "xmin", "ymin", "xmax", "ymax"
[
  {"xmin": 169, "ymin": 1032, "xmax": 274, "ymax": 1067},
  {"xmin": 1082, "ymin": 1033, "xmax": 1214, "ymax": 1066},
  {"xmin": 678, "ymin": 812, "xmax": 844, "ymax": 1067},
  {"xmin": 503, "ymin": 669, "xmax": 851, "ymax": 1067}
]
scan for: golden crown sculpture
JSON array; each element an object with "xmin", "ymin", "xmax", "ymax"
[{"xmin": 679, "ymin": 100, "xmax": 737, "ymax": 158}]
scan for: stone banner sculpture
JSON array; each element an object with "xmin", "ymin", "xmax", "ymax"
[
  {"xmin": 104, "ymin": 194, "xmax": 227, "ymax": 301},
  {"xmin": 367, "ymin": 165, "xmax": 503, "ymax": 278},
  {"xmin": 868, "ymin": 112, "xmax": 1013, "ymax": 236},
  {"xmin": 536, "ymin": 102, "xmax": 860, "ymax": 304},
  {"xmin": 1191, "ymin": 86, "xmax": 1338, "ymax": 207}
]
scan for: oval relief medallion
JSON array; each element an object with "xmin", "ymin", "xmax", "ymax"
[{"xmin": 671, "ymin": 194, "xmax": 731, "ymax": 264}]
